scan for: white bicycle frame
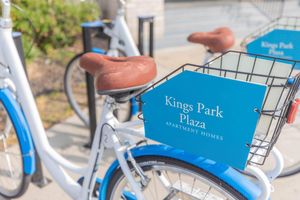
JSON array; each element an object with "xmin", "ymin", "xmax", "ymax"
[
  {"xmin": 0, "ymin": 1, "xmax": 146, "ymax": 199},
  {"xmin": 0, "ymin": 0, "xmax": 287, "ymax": 200},
  {"xmin": 104, "ymin": 1, "xmax": 140, "ymax": 57}
]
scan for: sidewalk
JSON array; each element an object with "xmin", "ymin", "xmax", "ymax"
[{"xmin": 13, "ymin": 45, "xmax": 300, "ymax": 200}]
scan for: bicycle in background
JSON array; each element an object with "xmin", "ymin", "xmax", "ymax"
[
  {"xmin": 187, "ymin": 26, "xmax": 235, "ymax": 63},
  {"xmin": 64, "ymin": 0, "xmax": 141, "ymax": 127}
]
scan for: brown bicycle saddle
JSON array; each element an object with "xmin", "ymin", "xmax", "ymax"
[
  {"xmin": 79, "ymin": 53, "xmax": 157, "ymax": 93},
  {"xmin": 187, "ymin": 27, "xmax": 235, "ymax": 53}
]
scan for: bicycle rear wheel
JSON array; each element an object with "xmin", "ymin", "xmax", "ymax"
[
  {"xmin": 0, "ymin": 102, "xmax": 28, "ymax": 198},
  {"xmin": 277, "ymin": 124, "xmax": 300, "ymax": 177},
  {"xmin": 64, "ymin": 53, "xmax": 132, "ymax": 127},
  {"xmin": 105, "ymin": 156, "xmax": 245, "ymax": 200}
]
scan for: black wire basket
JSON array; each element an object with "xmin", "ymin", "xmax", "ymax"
[
  {"xmin": 246, "ymin": 0, "xmax": 285, "ymax": 20},
  {"xmin": 241, "ymin": 16, "xmax": 300, "ymax": 49},
  {"xmin": 137, "ymin": 51, "xmax": 300, "ymax": 166}
]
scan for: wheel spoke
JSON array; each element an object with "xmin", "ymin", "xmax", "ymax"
[
  {"xmin": 191, "ymin": 177, "xmax": 196, "ymax": 194},
  {"xmin": 107, "ymin": 158, "xmax": 240, "ymax": 200},
  {"xmin": 0, "ymin": 107, "xmax": 24, "ymax": 198},
  {"xmin": 203, "ymin": 186, "xmax": 212, "ymax": 200},
  {"xmin": 151, "ymin": 170, "xmax": 159, "ymax": 200},
  {"xmin": 163, "ymin": 188, "xmax": 179, "ymax": 200}
]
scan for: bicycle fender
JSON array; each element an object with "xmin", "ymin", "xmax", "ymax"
[
  {"xmin": 0, "ymin": 89, "xmax": 36, "ymax": 175},
  {"xmin": 99, "ymin": 144, "xmax": 260, "ymax": 200}
]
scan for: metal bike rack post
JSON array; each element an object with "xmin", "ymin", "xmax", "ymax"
[
  {"xmin": 137, "ymin": 16, "xmax": 155, "ymax": 112},
  {"xmin": 13, "ymin": 32, "xmax": 51, "ymax": 187},
  {"xmin": 81, "ymin": 21, "xmax": 104, "ymax": 147},
  {"xmin": 31, "ymin": 155, "xmax": 51, "ymax": 187},
  {"xmin": 12, "ymin": 32, "xmax": 27, "ymax": 75},
  {"xmin": 138, "ymin": 16, "xmax": 155, "ymax": 57}
]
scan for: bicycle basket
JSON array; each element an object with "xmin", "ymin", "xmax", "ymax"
[
  {"xmin": 241, "ymin": 16, "xmax": 300, "ymax": 50},
  {"xmin": 136, "ymin": 51, "xmax": 300, "ymax": 167},
  {"xmin": 247, "ymin": 0, "xmax": 285, "ymax": 20}
]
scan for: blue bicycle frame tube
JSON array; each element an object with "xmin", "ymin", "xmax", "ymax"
[
  {"xmin": 92, "ymin": 47, "xmax": 106, "ymax": 55},
  {"xmin": 99, "ymin": 144, "xmax": 260, "ymax": 200},
  {"xmin": 0, "ymin": 88, "xmax": 36, "ymax": 175},
  {"xmin": 130, "ymin": 98, "xmax": 139, "ymax": 115}
]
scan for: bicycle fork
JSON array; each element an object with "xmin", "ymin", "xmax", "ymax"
[{"xmin": 111, "ymin": 132, "xmax": 147, "ymax": 200}]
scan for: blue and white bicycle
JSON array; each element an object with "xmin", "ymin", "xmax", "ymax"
[
  {"xmin": 1, "ymin": 0, "xmax": 300, "ymax": 200},
  {"xmin": 64, "ymin": 0, "xmax": 141, "ymax": 126}
]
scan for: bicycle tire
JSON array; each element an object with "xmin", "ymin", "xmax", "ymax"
[
  {"xmin": 239, "ymin": 161, "xmax": 300, "ymax": 178},
  {"xmin": 64, "ymin": 53, "xmax": 132, "ymax": 127},
  {"xmin": 105, "ymin": 156, "xmax": 246, "ymax": 200},
  {"xmin": 279, "ymin": 163, "xmax": 300, "ymax": 178},
  {"xmin": 238, "ymin": 154, "xmax": 300, "ymax": 178},
  {"xmin": 276, "ymin": 91, "xmax": 300, "ymax": 178},
  {"xmin": 0, "ymin": 103, "xmax": 30, "ymax": 198}
]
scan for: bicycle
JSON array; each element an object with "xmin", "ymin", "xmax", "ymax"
[
  {"xmin": 1, "ymin": 1, "xmax": 300, "ymax": 199},
  {"xmin": 0, "ymin": 1, "xmax": 262, "ymax": 199},
  {"xmin": 64, "ymin": 0, "xmax": 141, "ymax": 127},
  {"xmin": 187, "ymin": 26, "xmax": 236, "ymax": 63},
  {"xmin": 79, "ymin": 50, "xmax": 300, "ymax": 200},
  {"xmin": 191, "ymin": 22, "xmax": 300, "ymax": 180},
  {"xmin": 241, "ymin": 16, "xmax": 300, "ymax": 178}
]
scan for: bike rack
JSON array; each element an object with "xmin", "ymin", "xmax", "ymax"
[
  {"xmin": 12, "ymin": 32, "xmax": 27, "ymax": 75},
  {"xmin": 31, "ymin": 154, "xmax": 51, "ymax": 188},
  {"xmin": 81, "ymin": 21, "xmax": 108, "ymax": 147},
  {"xmin": 247, "ymin": 0, "xmax": 285, "ymax": 20},
  {"xmin": 241, "ymin": 16, "xmax": 300, "ymax": 69},
  {"xmin": 138, "ymin": 15, "xmax": 155, "ymax": 57},
  {"xmin": 13, "ymin": 32, "xmax": 51, "ymax": 187}
]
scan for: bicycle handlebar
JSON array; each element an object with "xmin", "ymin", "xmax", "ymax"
[
  {"xmin": 119, "ymin": 0, "xmax": 126, "ymax": 6},
  {"xmin": 118, "ymin": 0, "xmax": 126, "ymax": 10},
  {"xmin": 1, "ymin": 0, "xmax": 10, "ymax": 19}
]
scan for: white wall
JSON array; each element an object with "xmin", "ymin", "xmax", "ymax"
[
  {"xmin": 125, "ymin": 0, "xmax": 165, "ymax": 42},
  {"xmin": 97, "ymin": 0, "xmax": 165, "ymax": 42}
]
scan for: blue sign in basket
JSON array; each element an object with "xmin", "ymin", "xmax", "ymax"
[
  {"xmin": 247, "ymin": 29, "xmax": 300, "ymax": 69},
  {"xmin": 141, "ymin": 71, "xmax": 267, "ymax": 170}
]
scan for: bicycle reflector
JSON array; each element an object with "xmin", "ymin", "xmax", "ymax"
[{"xmin": 287, "ymin": 98, "xmax": 300, "ymax": 124}]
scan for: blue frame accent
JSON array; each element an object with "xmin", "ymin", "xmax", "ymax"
[
  {"xmin": 0, "ymin": 89, "xmax": 36, "ymax": 175},
  {"xmin": 92, "ymin": 47, "xmax": 106, "ymax": 55},
  {"xmin": 81, "ymin": 20, "xmax": 105, "ymax": 28},
  {"xmin": 99, "ymin": 145, "xmax": 260, "ymax": 200},
  {"xmin": 130, "ymin": 98, "xmax": 139, "ymax": 115}
]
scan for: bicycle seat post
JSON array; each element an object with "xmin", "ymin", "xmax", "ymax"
[
  {"xmin": 81, "ymin": 25, "xmax": 97, "ymax": 147},
  {"xmin": 118, "ymin": 0, "xmax": 126, "ymax": 14}
]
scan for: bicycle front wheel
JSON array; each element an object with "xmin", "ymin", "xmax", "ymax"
[
  {"xmin": 105, "ymin": 156, "xmax": 245, "ymax": 200},
  {"xmin": 64, "ymin": 53, "xmax": 132, "ymax": 127},
  {"xmin": 0, "ymin": 102, "xmax": 28, "ymax": 198}
]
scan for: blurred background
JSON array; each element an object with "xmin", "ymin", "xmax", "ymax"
[{"xmin": 11, "ymin": 0, "xmax": 298, "ymax": 129}]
